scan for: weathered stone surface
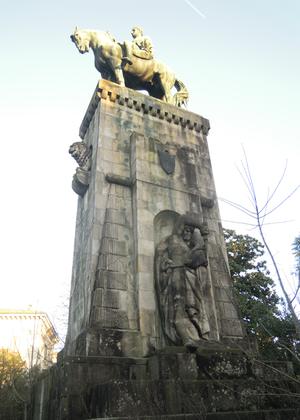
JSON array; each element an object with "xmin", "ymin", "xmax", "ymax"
[
  {"xmin": 32, "ymin": 348, "xmax": 300, "ymax": 420},
  {"xmin": 65, "ymin": 81, "xmax": 245, "ymax": 359},
  {"xmin": 73, "ymin": 330, "xmax": 142, "ymax": 357},
  {"xmin": 96, "ymin": 271, "xmax": 127, "ymax": 290},
  {"xmin": 91, "ymin": 307, "xmax": 129, "ymax": 328},
  {"xmin": 69, "ymin": 141, "xmax": 92, "ymax": 196},
  {"xmin": 90, "ymin": 411, "xmax": 300, "ymax": 420},
  {"xmin": 39, "ymin": 82, "xmax": 300, "ymax": 420},
  {"xmin": 73, "ymin": 374, "xmax": 299, "ymax": 418}
]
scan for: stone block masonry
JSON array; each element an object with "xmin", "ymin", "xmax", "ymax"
[
  {"xmin": 31, "ymin": 80, "xmax": 300, "ymax": 420},
  {"xmin": 65, "ymin": 80, "xmax": 244, "ymax": 359}
]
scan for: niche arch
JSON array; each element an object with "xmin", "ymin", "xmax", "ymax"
[{"xmin": 154, "ymin": 210, "xmax": 180, "ymax": 247}]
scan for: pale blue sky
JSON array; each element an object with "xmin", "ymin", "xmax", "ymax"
[{"xmin": 1, "ymin": 1, "xmax": 299, "ymax": 338}]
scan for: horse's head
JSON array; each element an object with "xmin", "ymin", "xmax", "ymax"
[{"xmin": 70, "ymin": 27, "xmax": 90, "ymax": 54}]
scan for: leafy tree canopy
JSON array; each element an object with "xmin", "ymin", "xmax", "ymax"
[
  {"xmin": 0, "ymin": 349, "xmax": 28, "ymax": 420},
  {"xmin": 0, "ymin": 349, "xmax": 26, "ymax": 386},
  {"xmin": 224, "ymin": 229, "xmax": 297, "ymax": 360},
  {"xmin": 292, "ymin": 234, "xmax": 300, "ymax": 274}
]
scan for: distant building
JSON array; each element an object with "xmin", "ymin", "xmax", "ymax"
[{"xmin": 0, "ymin": 309, "xmax": 59, "ymax": 369}]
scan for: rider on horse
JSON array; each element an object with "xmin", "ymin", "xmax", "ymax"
[
  {"xmin": 122, "ymin": 26, "xmax": 154, "ymax": 65},
  {"xmin": 71, "ymin": 26, "xmax": 188, "ymax": 106}
]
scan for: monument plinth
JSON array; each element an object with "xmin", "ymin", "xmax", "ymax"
[
  {"xmin": 65, "ymin": 79, "xmax": 244, "ymax": 360},
  {"xmin": 31, "ymin": 80, "xmax": 300, "ymax": 420}
]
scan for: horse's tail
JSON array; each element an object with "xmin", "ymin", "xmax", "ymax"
[{"xmin": 174, "ymin": 79, "xmax": 189, "ymax": 107}]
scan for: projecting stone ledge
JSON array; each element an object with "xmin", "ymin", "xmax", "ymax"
[
  {"xmin": 88, "ymin": 410, "xmax": 300, "ymax": 420},
  {"xmin": 88, "ymin": 410, "xmax": 300, "ymax": 419},
  {"xmin": 79, "ymin": 79, "xmax": 210, "ymax": 140}
]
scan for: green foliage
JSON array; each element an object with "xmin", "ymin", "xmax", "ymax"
[
  {"xmin": 292, "ymin": 234, "xmax": 300, "ymax": 274},
  {"xmin": 224, "ymin": 229, "xmax": 297, "ymax": 360},
  {"xmin": 0, "ymin": 349, "xmax": 29, "ymax": 420}
]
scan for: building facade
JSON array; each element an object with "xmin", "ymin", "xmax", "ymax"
[{"xmin": 0, "ymin": 309, "xmax": 59, "ymax": 369}]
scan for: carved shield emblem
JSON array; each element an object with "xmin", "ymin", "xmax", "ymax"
[{"xmin": 158, "ymin": 149, "xmax": 175, "ymax": 174}]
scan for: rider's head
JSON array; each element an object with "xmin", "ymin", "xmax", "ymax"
[{"xmin": 131, "ymin": 26, "xmax": 143, "ymax": 38}]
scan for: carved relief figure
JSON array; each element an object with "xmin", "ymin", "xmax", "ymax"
[
  {"xmin": 70, "ymin": 27, "xmax": 188, "ymax": 107},
  {"xmin": 123, "ymin": 26, "xmax": 154, "ymax": 65},
  {"xmin": 155, "ymin": 215, "xmax": 210, "ymax": 349}
]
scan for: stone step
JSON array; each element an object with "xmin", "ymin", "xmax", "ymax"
[{"xmin": 88, "ymin": 407, "xmax": 299, "ymax": 419}]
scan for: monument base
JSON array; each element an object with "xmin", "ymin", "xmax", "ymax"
[
  {"xmin": 31, "ymin": 82, "xmax": 300, "ymax": 419},
  {"xmin": 89, "ymin": 411, "xmax": 299, "ymax": 420},
  {"xmin": 31, "ymin": 347, "xmax": 299, "ymax": 420}
]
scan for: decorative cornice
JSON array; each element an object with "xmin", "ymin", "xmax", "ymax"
[
  {"xmin": 0, "ymin": 309, "xmax": 47, "ymax": 315},
  {"xmin": 79, "ymin": 80, "xmax": 210, "ymax": 139},
  {"xmin": 0, "ymin": 311, "xmax": 59, "ymax": 342}
]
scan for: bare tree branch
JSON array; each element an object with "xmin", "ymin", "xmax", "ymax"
[
  {"xmin": 223, "ymin": 149, "xmax": 300, "ymax": 338},
  {"xmin": 259, "ymin": 161, "xmax": 288, "ymax": 215},
  {"xmin": 219, "ymin": 197, "xmax": 257, "ymax": 218},
  {"xmin": 291, "ymin": 271, "xmax": 300, "ymax": 304},
  {"xmin": 262, "ymin": 184, "xmax": 300, "ymax": 219}
]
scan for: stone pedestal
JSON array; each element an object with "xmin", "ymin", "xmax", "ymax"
[
  {"xmin": 31, "ymin": 346, "xmax": 299, "ymax": 420},
  {"xmin": 65, "ymin": 80, "xmax": 244, "ymax": 359},
  {"xmin": 31, "ymin": 81, "xmax": 300, "ymax": 420}
]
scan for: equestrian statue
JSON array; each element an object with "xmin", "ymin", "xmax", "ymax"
[{"xmin": 70, "ymin": 26, "xmax": 189, "ymax": 107}]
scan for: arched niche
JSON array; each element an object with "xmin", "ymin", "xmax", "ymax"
[{"xmin": 154, "ymin": 210, "xmax": 180, "ymax": 246}]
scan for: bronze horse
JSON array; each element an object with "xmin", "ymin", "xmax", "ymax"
[{"xmin": 71, "ymin": 28, "xmax": 188, "ymax": 107}]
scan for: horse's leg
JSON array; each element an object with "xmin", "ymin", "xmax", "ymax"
[
  {"xmin": 114, "ymin": 65, "xmax": 125, "ymax": 86},
  {"xmin": 102, "ymin": 42, "xmax": 125, "ymax": 87},
  {"xmin": 157, "ymin": 73, "xmax": 175, "ymax": 104},
  {"xmin": 109, "ymin": 50, "xmax": 125, "ymax": 86}
]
